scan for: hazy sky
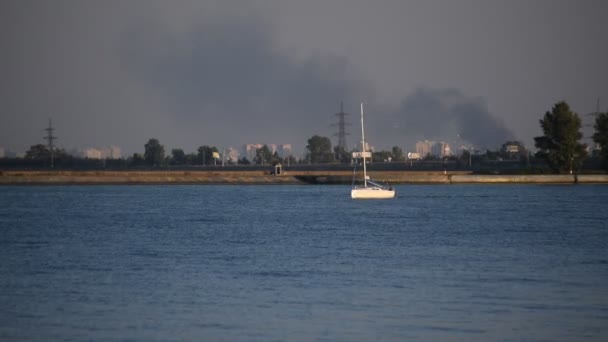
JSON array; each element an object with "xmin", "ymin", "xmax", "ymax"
[{"xmin": 1, "ymin": 0, "xmax": 607, "ymax": 156}]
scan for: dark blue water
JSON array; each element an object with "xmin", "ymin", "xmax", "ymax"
[{"xmin": 1, "ymin": 185, "xmax": 607, "ymax": 341}]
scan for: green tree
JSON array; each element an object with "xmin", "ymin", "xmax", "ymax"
[
  {"xmin": 482, "ymin": 149, "xmax": 500, "ymax": 161},
  {"xmin": 333, "ymin": 145, "xmax": 350, "ymax": 163},
  {"xmin": 253, "ymin": 145, "xmax": 273, "ymax": 165},
  {"xmin": 130, "ymin": 153, "xmax": 145, "ymax": 166},
  {"xmin": 185, "ymin": 153, "xmax": 197, "ymax": 165},
  {"xmin": 534, "ymin": 101, "xmax": 587, "ymax": 173},
  {"xmin": 391, "ymin": 146, "xmax": 405, "ymax": 162},
  {"xmin": 144, "ymin": 138, "xmax": 165, "ymax": 167},
  {"xmin": 196, "ymin": 145, "xmax": 218, "ymax": 165},
  {"xmin": 593, "ymin": 112, "xmax": 608, "ymax": 168},
  {"xmin": 460, "ymin": 149, "xmax": 472, "ymax": 167},
  {"xmin": 24, "ymin": 144, "xmax": 71, "ymax": 166},
  {"xmin": 284, "ymin": 154, "xmax": 297, "ymax": 165},
  {"xmin": 170, "ymin": 149, "xmax": 186, "ymax": 165},
  {"xmin": 271, "ymin": 151, "xmax": 281, "ymax": 165},
  {"xmin": 238, "ymin": 157, "xmax": 251, "ymax": 165},
  {"xmin": 423, "ymin": 153, "xmax": 439, "ymax": 161},
  {"xmin": 306, "ymin": 135, "xmax": 334, "ymax": 163},
  {"xmin": 25, "ymin": 144, "xmax": 50, "ymax": 160},
  {"xmin": 372, "ymin": 150, "xmax": 393, "ymax": 162}
]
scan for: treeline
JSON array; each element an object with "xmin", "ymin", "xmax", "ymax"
[
  {"xmin": 3, "ymin": 101, "xmax": 608, "ymax": 172},
  {"xmin": 534, "ymin": 101, "xmax": 608, "ymax": 173}
]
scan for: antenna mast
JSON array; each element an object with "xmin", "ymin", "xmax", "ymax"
[{"xmin": 43, "ymin": 118, "xmax": 57, "ymax": 168}]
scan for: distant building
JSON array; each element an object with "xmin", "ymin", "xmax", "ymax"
[
  {"xmin": 416, "ymin": 140, "xmax": 452, "ymax": 158},
  {"xmin": 81, "ymin": 146, "xmax": 122, "ymax": 159},
  {"xmin": 242, "ymin": 144, "xmax": 264, "ymax": 161},
  {"xmin": 0, "ymin": 147, "xmax": 17, "ymax": 158},
  {"xmin": 107, "ymin": 146, "xmax": 122, "ymax": 159},
  {"xmin": 278, "ymin": 144, "xmax": 292, "ymax": 157},
  {"xmin": 416, "ymin": 140, "xmax": 434, "ymax": 158},
  {"xmin": 432, "ymin": 142, "xmax": 452, "ymax": 158},
  {"xmin": 83, "ymin": 148, "xmax": 103, "ymax": 159},
  {"xmin": 225, "ymin": 147, "xmax": 240, "ymax": 163},
  {"xmin": 242, "ymin": 143, "xmax": 292, "ymax": 160},
  {"xmin": 268, "ymin": 144, "xmax": 278, "ymax": 156},
  {"xmin": 504, "ymin": 144, "xmax": 519, "ymax": 153}
]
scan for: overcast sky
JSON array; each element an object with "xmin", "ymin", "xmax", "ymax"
[{"xmin": 1, "ymin": 0, "xmax": 607, "ymax": 156}]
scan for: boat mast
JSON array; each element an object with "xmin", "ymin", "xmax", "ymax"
[{"xmin": 360, "ymin": 102, "xmax": 367, "ymax": 188}]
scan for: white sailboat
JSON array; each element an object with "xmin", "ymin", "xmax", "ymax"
[{"xmin": 351, "ymin": 102, "xmax": 396, "ymax": 199}]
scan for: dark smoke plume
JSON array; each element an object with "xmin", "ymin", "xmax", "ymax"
[{"xmin": 384, "ymin": 87, "xmax": 514, "ymax": 150}]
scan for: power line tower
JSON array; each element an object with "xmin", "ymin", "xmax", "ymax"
[
  {"xmin": 583, "ymin": 98, "xmax": 602, "ymax": 149},
  {"xmin": 332, "ymin": 101, "xmax": 350, "ymax": 151},
  {"xmin": 43, "ymin": 118, "xmax": 57, "ymax": 168}
]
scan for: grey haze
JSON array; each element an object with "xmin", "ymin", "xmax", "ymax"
[{"xmin": 0, "ymin": 0, "xmax": 606, "ymax": 155}]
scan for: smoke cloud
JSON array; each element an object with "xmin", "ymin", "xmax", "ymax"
[
  {"xmin": 379, "ymin": 87, "xmax": 514, "ymax": 150},
  {"xmin": 0, "ymin": 2, "xmax": 372, "ymax": 155},
  {"xmin": 117, "ymin": 4, "xmax": 373, "ymax": 155}
]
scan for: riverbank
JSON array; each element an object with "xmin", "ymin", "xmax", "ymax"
[{"xmin": 1, "ymin": 170, "xmax": 607, "ymax": 185}]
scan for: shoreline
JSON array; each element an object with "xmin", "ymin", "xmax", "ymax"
[{"xmin": 1, "ymin": 170, "xmax": 607, "ymax": 185}]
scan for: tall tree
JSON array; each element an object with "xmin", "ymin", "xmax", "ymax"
[
  {"xmin": 333, "ymin": 145, "xmax": 350, "ymax": 163},
  {"xmin": 144, "ymin": 138, "xmax": 165, "ymax": 167},
  {"xmin": 593, "ymin": 112, "xmax": 608, "ymax": 168},
  {"xmin": 25, "ymin": 144, "xmax": 50, "ymax": 160},
  {"xmin": 130, "ymin": 153, "xmax": 145, "ymax": 166},
  {"xmin": 391, "ymin": 146, "xmax": 405, "ymax": 162},
  {"xmin": 372, "ymin": 150, "xmax": 393, "ymax": 163},
  {"xmin": 253, "ymin": 145, "xmax": 273, "ymax": 165},
  {"xmin": 196, "ymin": 145, "xmax": 218, "ymax": 165},
  {"xmin": 534, "ymin": 101, "xmax": 587, "ymax": 173},
  {"xmin": 306, "ymin": 135, "xmax": 334, "ymax": 163},
  {"xmin": 170, "ymin": 148, "xmax": 186, "ymax": 165},
  {"xmin": 238, "ymin": 157, "xmax": 251, "ymax": 165}
]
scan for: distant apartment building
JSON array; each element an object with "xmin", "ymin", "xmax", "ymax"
[
  {"xmin": 242, "ymin": 143, "xmax": 292, "ymax": 160},
  {"xmin": 275, "ymin": 144, "xmax": 292, "ymax": 157},
  {"xmin": 416, "ymin": 140, "xmax": 434, "ymax": 158},
  {"xmin": 416, "ymin": 140, "xmax": 452, "ymax": 158},
  {"xmin": 242, "ymin": 144, "xmax": 264, "ymax": 161},
  {"xmin": 225, "ymin": 147, "xmax": 240, "ymax": 163},
  {"xmin": 83, "ymin": 148, "xmax": 103, "ymax": 159},
  {"xmin": 82, "ymin": 146, "xmax": 122, "ymax": 159},
  {"xmin": 0, "ymin": 146, "xmax": 17, "ymax": 158},
  {"xmin": 432, "ymin": 142, "xmax": 452, "ymax": 158},
  {"xmin": 107, "ymin": 146, "xmax": 122, "ymax": 159}
]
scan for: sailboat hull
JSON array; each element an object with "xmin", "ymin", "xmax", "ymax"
[{"xmin": 351, "ymin": 187, "xmax": 396, "ymax": 199}]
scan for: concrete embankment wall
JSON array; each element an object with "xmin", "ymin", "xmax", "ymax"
[
  {"xmin": 448, "ymin": 174, "xmax": 607, "ymax": 184},
  {"xmin": 0, "ymin": 171, "xmax": 302, "ymax": 185},
  {"xmin": 1, "ymin": 170, "xmax": 607, "ymax": 185},
  {"xmin": 293, "ymin": 172, "xmax": 608, "ymax": 184}
]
